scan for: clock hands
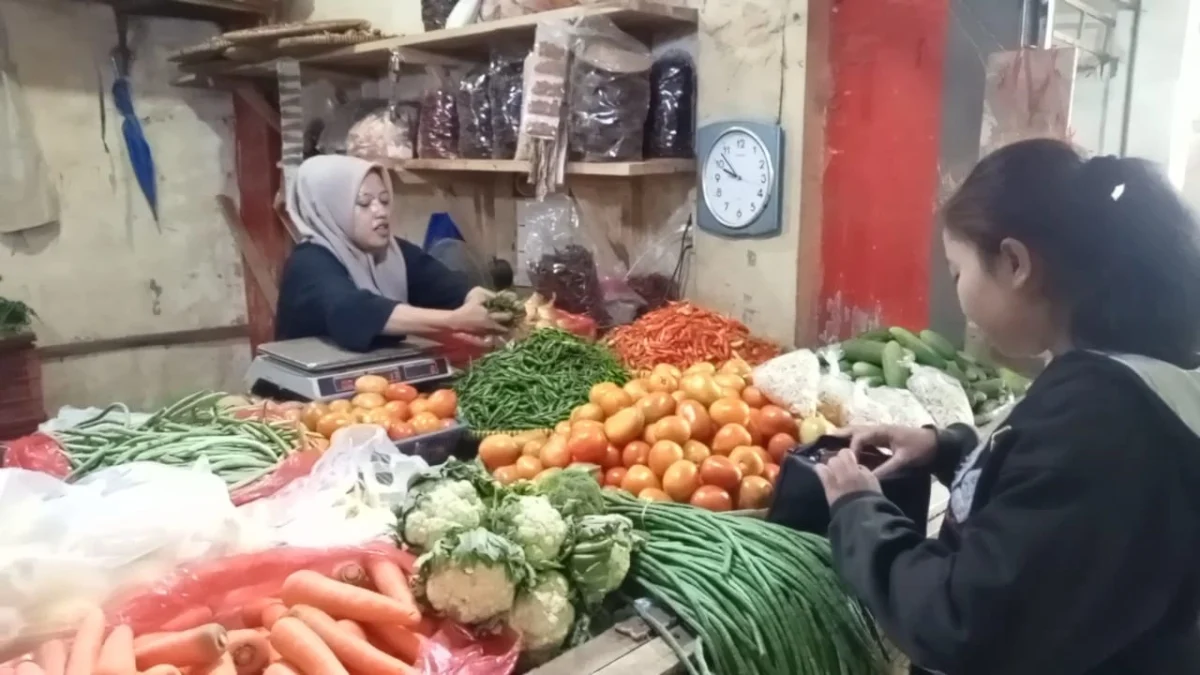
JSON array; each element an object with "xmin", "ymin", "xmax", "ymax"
[{"xmin": 717, "ymin": 152, "xmax": 743, "ymax": 180}]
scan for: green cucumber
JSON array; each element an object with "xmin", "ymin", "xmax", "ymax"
[
  {"xmin": 944, "ymin": 361, "xmax": 971, "ymax": 386},
  {"xmin": 881, "ymin": 341, "xmax": 910, "ymax": 388},
  {"xmin": 965, "ymin": 364, "xmax": 987, "ymax": 382},
  {"xmin": 969, "ymin": 390, "xmax": 988, "ymax": 407},
  {"xmin": 858, "ymin": 328, "xmax": 892, "ymax": 342},
  {"xmin": 998, "ymin": 367, "xmax": 1031, "ymax": 396},
  {"xmin": 840, "ymin": 339, "xmax": 886, "ymax": 365},
  {"xmin": 973, "ymin": 378, "xmax": 1007, "ymax": 397},
  {"xmin": 857, "ymin": 375, "xmax": 884, "ymax": 387},
  {"xmin": 888, "ymin": 327, "xmax": 947, "ymax": 368},
  {"xmin": 919, "ymin": 329, "xmax": 958, "ymax": 360},
  {"xmin": 851, "ymin": 362, "xmax": 884, "ymax": 379},
  {"xmin": 838, "ymin": 359, "xmax": 853, "ymax": 374}
]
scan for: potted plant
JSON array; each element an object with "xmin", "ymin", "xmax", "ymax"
[{"xmin": 0, "ymin": 276, "xmax": 44, "ymax": 440}]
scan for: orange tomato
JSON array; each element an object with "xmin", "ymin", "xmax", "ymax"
[
  {"xmin": 684, "ymin": 362, "xmax": 716, "ymax": 375},
  {"xmin": 535, "ymin": 467, "xmax": 564, "ymax": 482},
  {"xmin": 646, "ymin": 372, "xmax": 678, "ymax": 393},
  {"xmin": 493, "ymin": 465, "xmax": 521, "ymax": 485},
  {"xmin": 662, "ymin": 460, "xmax": 700, "ymax": 502},
  {"xmin": 597, "ymin": 388, "xmax": 634, "ymax": 417},
  {"xmin": 384, "ymin": 382, "xmax": 419, "ymax": 403},
  {"xmin": 571, "ymin": 403, "xmax": 606, "ymax": 423},
  {"xmin": 409, "ymin": 399, "xmax": 431, "ymax": 418},
  {"xmin": 651, "ymin": 416, "xmax": 692, "ymax": 445},
  {"xmin": 622, "ymin": 441, "xmax": 651, "ymax": 468},
  {"xmin": 759, "ymin": 405, "xmax": 799, "ymax": 438},
  {"xmin": 603, "ymin": 444, "xmax": 622, "ymax": 469},
  {"xmin": 636, "ymin": 392, "xmax": 676, "ymax": 425},
  {"xmin": 766, "ymin": 433, "xmax": 797, "ymax": 463},
  {"xmin": 354, "ymin": 375, "xmax": 389, "ymax": 395},
  {"xmin": 671, "ymin": 391, "xmax": 688, "ymax": 403},
  {"xmin": 648, "ymin": 440, "xmax": 685, "ymax": 477},
  {"xmin": 410, "ymin": 412, "xmax": 442, "ymax": 434},
  {"xmin": 382, "ymin": 400, "xmax": 411, "ymax": 421},
  {"xmin": 301, "ymin": 402, "xmax": 329, "ymax": 431},
  {"xmin": 654, "ymin": 363, "xmax": 684, "ymax": 380},
  {"xmin": 699, "ymin": 455, "xmax": 743, "ymax": 492},
  {"xmin": 316, "ymin": 413, "xmax": 353, "ymax": 439},
  {"xmin": 440, "ymin": 419, "xmax": 456, "ymax": 429},
  {"xmin": 708, "ymin": 397, "xmax": 752, "ymax": 427},
  {"xmin": 555, "ymin": 421, "xmax": 573, "ymax": 436},
  {"xmin": 621, "ymin": 465, "xmax": 661, "ymax": 495},
  {"xmin": 713, "ymin": 373, "xmax": 747, "ymax": 393},
  {"xmin": 604, "ymin": 407, "xmax": 646, "ymax": 447},
  {"xmin": 711, "ymin": 423, "xmax": 753, "ymax": 455},
  {"xmin": 523, "ymin": 440, "xmax": 545, "ymax": 457},
  {"xmin": 729, "ymin": 446, "xmax": 766, "ymax": 478},
  {"xmin": 515, "ymin": 455, "xmax": 544, "ymax": 480},
  {"xmin": 737, "ymin": 476, "xmax": 775, "ymax": 510},
  {"xmin": 361, "ymin": 409, "xmax": 394, "ymax": 427},
  {"xmin": 351, "ymin": 392, "xmax": 386, "ymax": 410},
  {"xmin": 690, "ymin": 485, "xmax": 733, "ymax": 512},
  {"xmin": 744, "ymin": 409, "xmax": 766, "ymax": 446},
  {"xmin": 386, "ymin": 420, "xmax": 415, "ymax": 441},
  {"xmin": 741, "ymin": 386, "xmax": 768, "ymax": 408},
  {"xmin": 720, "ymin": 357, "xmax": 752, "ymax": 378},
  {"xmin": 605, "ymin": 466, "xmax": 628, "ymax": 487},
  {"xmin": 567, "ymin": 427, "xmax": 609, "ymax": 465},
  {"xmin": 682, "ymin": 439, "xmax": 711, "ymax": 465},
  {"xmin": 327, "ymin": 399, "xmax": 353, "ymax": 413},
  {"xmin": 427, "ymin": 390, "xmax": 458, "ymax": 419},
  {"xmin": 589, "ymin": 382, "xmax": 621, "ymax": 406},
  {"xmin": 638, "ymin": 488, "xmax": 672, "ymax": 502},
  {"xmin": 571, "ymin": 419, "xmax": 606, "ymax": 437},
  {"xmin": 479, "ymin": 435, "xmax": 522, "ymax": 470},
  {"xmin": 676, "ymin": 400, "xmax": 714, "ymax": 442},
  {"xmin": 642, "ymin": 425, "xmax": 658, "ymax": 445},
  {"xmin": 763, "ymin": 463, "xmax": 781, "ymax": 484},
  {"xmin": 539, "ymin": 435, "xmax": 571, "ymax": 468},
  {"xmin": 622, "ymin": 379, "xmax": 651, "ymax": 401}
]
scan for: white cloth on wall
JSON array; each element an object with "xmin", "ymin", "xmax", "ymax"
[{"xmin": 0, "ymin": 11, "xmax": 59, "ymax": 234}]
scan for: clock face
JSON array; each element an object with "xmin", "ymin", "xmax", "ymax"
[{"xmin": 701, "ymin": 128, "xmax": 773, "ymax": 229}]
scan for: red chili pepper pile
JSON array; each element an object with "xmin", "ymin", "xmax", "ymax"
[{"xmin": 605, "ymin": 301, "xmax": 780, "ymax": 369}]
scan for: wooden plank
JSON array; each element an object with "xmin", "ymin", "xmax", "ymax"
[
  {"xmin": 392, "ymin": 158, "xmax": 694, "ymax": 177},
  {"xmin": 594, "ymin": 627, "xmax": 694, "ymax": 675},
  {"xmin": 38, "ymin": 325, "xmax": 250, "ymax": 360},
  {"xmin": 527, "ymin": 627, "xmax": 649, "ymax": 675},
  {"xmin": 73, "ymin": 0, "xmax": 272, "ymax": 21},
  {"xmin": 795, "ymin": 0, "xmax": 831, "ymax": 346}
]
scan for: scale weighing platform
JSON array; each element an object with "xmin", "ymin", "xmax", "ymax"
[{"xmin": 245, "ymin": 337, "xmax": 454, "ymax": 402}]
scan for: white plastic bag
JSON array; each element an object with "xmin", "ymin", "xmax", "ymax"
[
  {"xmin": 752, "ymin": 349, "xmax": 822, "ymax": 418},
  {"xmin": 907, "ymin": 363, "xmax": 975, "ymax": 427},
  {"xmin": 865, "ymin": 386, "xmax": 935, "ymax": 428},
  {"xmin": 844, "ymin": 381, "xmax": 894, "ymax": 427},
  {"xmin": 239, "ymin": 425, "xmax": 428, "ymax": 548},
  {"xmin": 816, "ymin": 346, "xmax": 855, "ymax": 427},
  {"xmin": 0, "ymin": 464, "xmax": 247, "ymax": 660}
]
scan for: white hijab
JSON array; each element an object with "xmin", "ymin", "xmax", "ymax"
[{"xmin": 286, "ymin": 155, "xmax": 409, "ymax": 302}]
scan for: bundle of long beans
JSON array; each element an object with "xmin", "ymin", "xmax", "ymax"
[
  {"xmin": 53, "ymin": 391, "xmax": 303, "ymax": 488},
  {"xmin": 606, "ymin": 492, "xmax": 893, "ymax": 675}
]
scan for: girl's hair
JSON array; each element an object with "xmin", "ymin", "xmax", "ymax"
[{"xmin": 942, "ymin": 138, "xmax": 1200, "ymax": 365}]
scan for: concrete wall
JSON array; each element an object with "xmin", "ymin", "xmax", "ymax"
[{"xmin": 0, "ymin": 0, "xmax": 249, "ymax": 411}]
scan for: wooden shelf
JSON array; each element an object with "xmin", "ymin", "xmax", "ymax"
[
  {"xmin": 74, "ymin": 0, "xmax": 272, "ymax": 22},
  {"xmin": 303, "ymin": 1, "xmax": 697, "ymax": 70},
  {"xmin": 392, "ymin": 158, "xmax": 694, "ymax": 177}
]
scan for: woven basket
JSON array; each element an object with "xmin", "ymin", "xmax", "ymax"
[
  {"xmin": 273, "ymin": 30, "xmax": 385, "ymax": 57},
  {"xmin": 221, "ymin": 19, "xmax": 371, "ymax": 44},
  {"xmin": 168, "ymin": 38, "xmax": 233, "ymax": 64}
]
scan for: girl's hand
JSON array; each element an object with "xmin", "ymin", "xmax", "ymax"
[
  {"xmin": 835, "ymin": 425, "xmax": 939, "ymax": 478},
  {"xmin": 465, "ymin": 286, "xmax": 495, "ymax": 305},
  {"xmin": 815, "ymin": 448, "xmax": 882, "ymax": 504},
  {"xmin": 451, "ymin": 297, "xmax": 510, "ymax": 335}
]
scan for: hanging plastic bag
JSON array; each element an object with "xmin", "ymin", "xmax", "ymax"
[
  {"xmin": 0, "ymin": 19, "xmax": 58, "ymax": 233},
  {"xmin": 907, "ymin": 363, "xmax": 975, "ymax": 427},
  {"xmin": 567, "ymin": 17, "xmax": 652, "ymax": 162},
  {"xmin": 238, "ymin": 425, "xmax": 429, "ymax": 548},
  {"xmin": 645, "ymin": 50, "xmax": 696, "ymax": 159},
  {"xmin": 752, "ymin": 349, "xmax": 822, "ymax": 418},
  {"xmin": 625, "ymin": 203, "xmax": 691, "ymax": 312},
  {"xmin": 488, "ymin": 45, "xmax": 526, "ymax": 160},
  {"xmin": 522, "ymin": 195, "xmax": 612, "ymax": 325}
]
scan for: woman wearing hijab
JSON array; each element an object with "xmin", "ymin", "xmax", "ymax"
[{"xmin": 275, "ymin": 155, "xmax": 508, "ymax": 352}]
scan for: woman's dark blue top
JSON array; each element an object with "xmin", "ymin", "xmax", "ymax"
[{"xmin": 275, "ymin": 239, "xmax": 469, "ymax": 352}]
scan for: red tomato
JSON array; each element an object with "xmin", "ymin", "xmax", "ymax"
[
  {"xmin": 567, "ymin": 427, "xmax": 609, "ymax": 465},
  {"xmin": 382, "ymin": 400, "xmax": 411, "ymax": 421},
  {"xmin": 539, "ymin": 435, "xmax": 572, "ymax": 468},
  {"xmin": 766, "ymin": 433, "xmax": 797, "ymax": 464},
  {"xmin": 493, "ymin": 465, "xmax": 521, "ymax": 485},
  {"xmin": 384, "ymin": 383, "xmax": 419, "ymax": 403},
  {"xmin": 690, "ymin": 485, "xmax": 733, "ymax": 512},
  {"xmin": 648, "ymin": 441, "xmax": 685, "ymax": 477},
  {"xmin": 621, "ymin": 465, "xmax": 661, "ymax": 495},
  {"xmin": 386, "ymin": 420, "xmax": 415, "ymax": 441},
  {"xmin": 699, "ymin": 455, "xmax": 743, "ymax": 492},
  {"xmin": 605, "ymin": 466, "xmax": 628, "ymax": 487},
  {"xmin": 603, "ymin": 444, "xmax": 622, "ymax": 469},
  {"xmin": 427, "ymin": 390, "xmax": 458, "ymax": 419},
  {"xmin": 621, "ymin": 441, "xmax": 652, "ymax": 468},
  {"xmin": 758, "ymin": 405, "xmax": 798, "ymax": 438},
  {"xmin": 763, "ymin": 463, "xmax": 781, "ymax": 484},
  {"xmin": 737, "ymin": 476, "xmax": 775, "ymax": 510}
]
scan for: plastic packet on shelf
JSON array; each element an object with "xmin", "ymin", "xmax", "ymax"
[
  {"xmin": 488, "ymin": 45, "xmax": 526, "ymax": 159},
  {"xmin": 907, "ymin": 363, "xmax": 975, "ymax": 427},
  {"xmin": 346, "ymin": 105, "xmax": 419, "ymax": 162},
  {"xmin": 567, "ymin": 16, "xmax": 652, "ymax": 161},
  {"xmin": 457, "ymin": 65, "xmax": 494, "ymax": 159},
  {"xmin": 418, "ymin": 87, "xmax": 460, "ymax": 160},
  {"xmin": 752, "ymin": 349, "xmax": 822, "ymax": 418},
  {"xmin": 0, "ymin": 464, "xmax": 250, "ymax": 659},
  {"xmin": 237, "ymin": 425, "xmax": 429, "ymax": 549},
  {"xmin": 646, "ymin": 50, "xmax": 696, "ymax": 159}
]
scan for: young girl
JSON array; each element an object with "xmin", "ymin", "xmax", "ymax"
[{"xmin": 817, "ymin": 139, "xmax": 1200, "ymax": 675}]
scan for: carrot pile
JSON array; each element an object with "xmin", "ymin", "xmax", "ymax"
[
  {"xmin": 0, "ymin": 558, "xmax": 430, "ymax": 675},
  {"xmin": 606, "ymin": 301, "xmax": 781, "ymax": 370}
]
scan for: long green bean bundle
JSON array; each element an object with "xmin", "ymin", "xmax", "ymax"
[
  {"xmin": 455, "ymin": 328, "xmax": 628, "ymax": 430},
  {"xmin": 54, "ymin": 391, "xmax": 302, "ymax": 488},
  {"xmin": 606, "ymin": 492, "xmax": 893, "ymax": 675}
]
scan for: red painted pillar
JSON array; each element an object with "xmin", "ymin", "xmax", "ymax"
[{"xmin": 817, "ymin": 0, "xmax": 950, "ymax": 339}]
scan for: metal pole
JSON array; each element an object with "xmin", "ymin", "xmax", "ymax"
[{"xmin": 1119, "ymin": 1, "xmax": 1141, "ymax": 156}]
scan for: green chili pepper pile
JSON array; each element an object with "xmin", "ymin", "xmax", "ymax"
[{"xmin": 455, "ymin": 328, "xmax": 629, "ymax": 430}]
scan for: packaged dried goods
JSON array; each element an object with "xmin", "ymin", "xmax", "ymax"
[
  {"xmin": 646, "ymin": 50, "xmax": 696, "ymax": 158},
  {"xmin": 345, "ymin": 105, "xmax": 418, "ymax": 161},
  {"xmin": 417, "ymin": 88, "xmax": 460, "ymax": 160},
  {"xmin": 907, "ymin": 362, "xmax": 975, "ymax": 427},
  {"xmin": 523, "ymin": 195, "xmax": 611, "ymax": 325},
  {"xmin": 488, "ymin": 45, "xmax": 526, "ymax": 159},
  {"xmin": 516, "ymin": 21, "xmax": 571, "ymax": 196},
  {"xmin": 457, "ymin": 66, "xmax": 494, "ymax": 158},
  {"xmin": 568, "ymin": 17, "xmax": 652, "ymax": 162},
  {"xmin": 423, "ymin": 0, "xmax": 458, "ymax": 30},
  {"xmin": 752, "ymin": 349, "xmax": 822, "ymax": 418}
]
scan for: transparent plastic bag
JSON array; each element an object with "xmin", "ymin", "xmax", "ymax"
[
  {"xmin": 1, "ymin": 433, "xmax": 70, "ymax": 478},
  {"xmin": 568, "ymin": 17, "xmax": 652, "ymax": 161},
  {"xmin": 418, "ymin": 88, "xmax": 460, "ymax": 160},
  {"xmin": 0, "ymin": 465, "xmax": 248, "ymax": 658},
  {"xmin": 238, "ymin": 425, "xmax": 429, "ymax": 549},
  {"xmin": 625, "ymin": 203, "xmax": 690, "ymax": 312},
  {"xmin": 646, "ymin": 50, "xmax": 695, "ymax": 159},
  {"xmin": 457, "ymin": 66, "xmax": 494, "ymax": 159},
  {"xmin": 423, "ymin": 0, "xmax": 458, "ymax": 30},
  {"xmin": 488, "ymin": 45, "xmax": 526, "ymax": 159},
  {"xmin": 854, "ymin": 386, "xmax": 935, "ymax": 428},
  {"xmin": 907, "ymin": 363, "xmax": 975, "ymax": 427},
  {"xmin": 523, "ymin": 195, "xmax": 612, "ymax": 324},
  {"xmin": 816, "ymin": 347, "xmax": 855, "ymax": 428},
  {"xmin": 346, "ymin": 105, "xmax": 419, "ymax": 162},
  {"xmin": 752, "ymin": 349, "xmax": 822, "ymax": 418}
]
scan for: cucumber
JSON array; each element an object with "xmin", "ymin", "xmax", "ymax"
[
  {"xmin": 856, "ymin": 376, "xmax": 884, "ymax": 387},
  {"xmin": 851, "ymin": 362, "xmax": 884, "ymax": 379},
  {"xmin": 944, "ymin": 361, "xmax": 971, "ymax": 386},
  {"xmin": 881, "ymin": 341, "xmax": 910, "ymax": 388},
  {"xmin": 956, "ymin": 350, "xmax": 979, "ymax": 367},
  {"xmin": 973, "ymin": 378, "xmax": 1007, "ymax": 397},
  {"xmin": 965, "ymin": 364, "xmax": 986, "ymax": 382},
  {"xmin": 888, "ymin": 327, "xmax": 947, "ymax": 368},
  {"xmin": 841, "ymin": 339, "xmax": 886, "ymax": 365},
  {"xmin": 838, "ymin": 359, "xmax": 853, "ymax": 374},
  {"xmin": 969, "ymin": 390, "xmax": 988, "ymax": 407},
  {"xmin": 858, "ymin": 328, "xmax": 892, "ymax": 342},
  {"xmin": 919, "ymin": 329, "xmax": 958, "ymax": 360},
  {"xmin": 998, "ymin": 367, "xmax": 1031, "ymax": 396}
]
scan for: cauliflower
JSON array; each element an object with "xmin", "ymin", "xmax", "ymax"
[
  {"xmin": 568, "ymin": 514, "xmax": 640, "ymax": 606},
  {"xmin": 507, "ymin": 571, "xmax": 575, "ymax": 653},
  {"xmin": 493, "ymin": 494, "xmax": 568, "ymax": 565},
  {"xmin": 400, "ymin": 479, "xmax": 484, "ymax": 551},
  {"xmin": 415, "ymin": 527, "xmax": 531, "ymax": 625}
]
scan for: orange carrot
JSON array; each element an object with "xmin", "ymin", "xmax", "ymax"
[
  {"xmin": 367, "ymin": 624, "xmax": 426, "ymax": 665},
  {"xmin": 190, "ymin": 653, "xmax": 235, "ymax": 675},
  {"xmin": 14, "ymin": 662, "xmax": 44, "ymax": 675},
  {"xmin": 267, "ymin": 618, "xmax": 346, "ymax": 675},
  {"xmin": 33, "ymin": 640, "xmax": 66, "ymax": 675},
  {"xmin": 263, "ymin": 663, "xmax": 301, "ymax": 675},
  {"xmin": 225, "ymin": 630, "xmax": 269, "ymax": 675},
  {"xmin": 132, "ymin": 634, "xmax": 168, "ymax": 651},
  {"xmin": 95, "ymin": 625, "xmax": 136, "ymax": 675},
  {"xmin": 287, "ymin": 606, "xmax": 415, "ymax": 675},
  {"xmin": 64, "ymin": 607, "xmax": 106, "ymax": 675},
  {"xmin": 161, "ymin": 607, "xmax": 215, "ymax": 632},
  {"xmin": 364, "ymin": 559, "xmax": 422, "ymax": 623},
  {"xmin": 261, "ymin": 603, "xmax": 288, "ymax": 631},
  {"xmin": 0, "ymin": 666, "xmax": 14, "ymax": 675},
  {"xmin": 332, "ymin": 563, "xmax": 368, "ymax": 588},
  {"xmin": 239, "ymin": 598, "xmax": 280, "ymax": 629},
  {"xmin": 139, "ymin": 666, "xmax": 182, "ymax": 675},
  {"xmin": 280, "ymin": 571, "xmax": 419, "ymax": 627},
  {"xmin": 134, "ymin": 624, "xmax": 227, "ymax": 670}
]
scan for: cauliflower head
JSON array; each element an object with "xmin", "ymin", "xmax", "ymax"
[
  {"xmin": 415, "ymin": 527, "xmax": 531, "ymax": 625},
  {"xmin": 507, "ymin": 571, "xmax": 576, "ymax": 653},
  {"xmin": 401, "ymin": 479, "xmax": 484, "ymax": 551},
  {"xmin": 568, "ymin": 514, "xmax": 639, "ymax": 607},
  {"xmin": 494, "ymin": 494, "xmax": 568, "ymax": 565}
]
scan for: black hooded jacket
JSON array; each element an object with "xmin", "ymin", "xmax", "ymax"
[{"xmin": 828, "ymin": 351, "xmax": 1200, "ymax": 675}]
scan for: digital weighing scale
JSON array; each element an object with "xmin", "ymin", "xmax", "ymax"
[{"xmin": 245, "ymin": 337, "xmax": 454, "ymax": 402}]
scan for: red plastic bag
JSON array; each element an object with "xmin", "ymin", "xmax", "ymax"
[
  {"xmin": 554, "ymin": 308, "xmax": 598, "ymax": 340},
  {"xmin": 228, "ymin": 450, "xmax": 321, "ymax": 506},
  {"xmin": 1, "ymin": 432, "xmax": 70, "ymax": 477},
  {"xmin": 420, "ymin": 622, "xmax": 520, "ymax": 675},
  {"xmin": 106, "ymin": 543, "xmax": 416, "ymax": 635}
]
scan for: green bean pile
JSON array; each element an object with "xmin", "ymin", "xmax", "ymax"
[
  {"xmin": 606, "ymin": 492, "xmax": 893, "ymax": 675},
  {"xmin": 455, "ymin": 328, "xmax": 628, "ymax": 430},
  {"xmin": 54, "ymin": 391, "xmax": 303, "ymax": 488}
]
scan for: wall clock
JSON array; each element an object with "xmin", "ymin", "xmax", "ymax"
[{"xmin": 696, "ymin": 121, "xmax": 785, "ymax": 238}]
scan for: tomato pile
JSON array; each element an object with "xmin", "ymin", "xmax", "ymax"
[
  {"xmin": 298, "ymin": 375, "xmax": 459, "ymax": 444},
  {"xmin": 477, "ymin": 360, "xmax": 835, "ymax": 512}
]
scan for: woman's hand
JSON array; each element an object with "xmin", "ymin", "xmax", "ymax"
[
  {"xmin": 451, "ymin": 297, "xmax": 510, "ymax": 335},
  {"xmin": 836, "ymin": 425, "xmax": 939, "ymax": 478},
  {"xmin": 465, "ymin": 286, "xmax": 495, "ymax": 305},
  {"xmin": 815, "ymin": 448, "xmax": 882, "ymax": 504}
]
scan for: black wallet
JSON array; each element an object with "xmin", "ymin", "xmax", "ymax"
[{"xmin": 766, "ymin": 435, "xmax": 932, "ymax": 535}]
